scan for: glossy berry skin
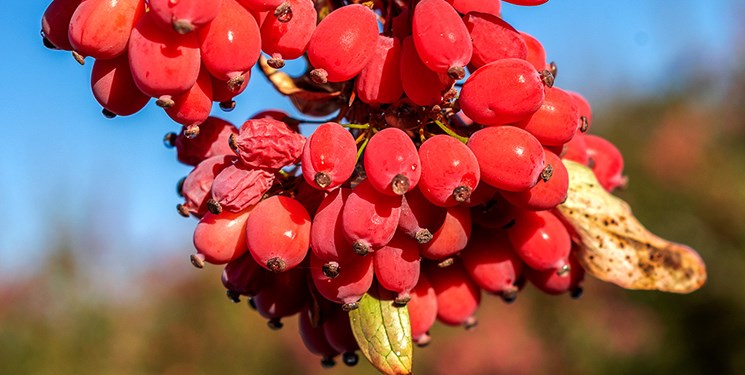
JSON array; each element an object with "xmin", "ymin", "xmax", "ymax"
[
  {"xmin": 504, "ymin": 0, "xmax": 549, "ymax": 5},
  {"xmin": 585, "ymin": 135, "xmax": 626, "ymax": 192},
  {"xmin": 342, "ymin": 180, "xmax": 402, "ymax": 255},
  {"xmin": 507, "ymin": 210, "xmax": 571, "ymax": 271},
  {"xmin": 397, "ymin": 188, "xmax": 447, "ymax": 243},
  {"xmin": 193, "ymin": 208, "xmax": 252, "ymax": 265},
  {"xmin": 373, "ymin": 233, "xmax": 421, "ymax": 303},
  {"xmin": 463, "ymin": 12, "xmax": 527, "ymax": 69},
  {"xmin": 311, "ymin": 188, "xmax": 357, "ymax": 265},
  {"xmin": 198, "ymin": 0, "xmax": 261, "ymax": 84},
  {"xmin": 310, "ymin": 253, "xmax": 374, "ymax": 309},
  {"xmin": 174, "ymin": 117, "xmax": 238, "ymax": 166},
  {"xmin": 515, "ymin": 87, "xmax": 579, "ymax": 146},
  {"xmin": 520, "ymin": 32, "xmax": 548, "ymax": 71},
  {"xmin": 222, "ymin": 252, "xmax": 267, "ymax": 299},
  {"xmin": 165, "ymin": 65, "xmax": 213, "ymax": 127},
  {"xmin": 568, "ymin": 90, "xmax": 593, "ymax": 130},
  {"xmin": 237, "ymin": 0, "xmax": 284, "ymax": 12},
  {"xmin": 261, "ymin": 0, "xmax": 317, "ymax": 61},
  {"xmin": 399, "ymin": 37, "xmax": 454, "ymax": 107},
  {"xmin": 468, "ymin": 126, "xmax": 546, "ymax": 192},
  {"xmin": 460, "ymin": 58, "xmax": 545, "ymax": 126},
  {"xmin": 562, "ymin": 131, "xmax": 590, "ymax": 165},
  {"xmin": 425, "ymin": 261, "xmax": 481, "ymax": 327},
  {"xmin": 356, "ymin": 36, "xmax": 404, "ymax": 106},
  {"xmin": 179, "ymin": 155, "xmax": 235, "ymax": 218},
  {"xmin": 501, "ymin": 150, "xmax": 569, "ymax": 211},
  {"xmin": 298, "ymin": 306, "xmax": 339, "ymax": 366},
  {"xmin": 128, "ymin": 13, "xmax": 201, "ymax": 98},
  {"xmin": 90, "ymin": 53, "xmax": 149, "ymax": 117},
  {"xmin": 68, "ymin": 0, "xmax": 145, "ymax": 60},
  {"xmin": 407, "ymin": 273, "xmax": 438, "ymax": 345},
  {"xmin": 322, "ymin": 306, "xmax": 360, "ymax": 356},
  {"xmin": 364, "ymin": 128, "xmax": 421, "ymax": 196},
  {"xmin": 460, "ymin": 230, "xmax": 523, "ymax": 298},
  {"xmin": 418, "ymin": 135, "xmax": 480, "ymax": 207},
  {"xmin": 301, "ymin": 122, "xmax": 356, "ymax": 191},
  {"xmin": 446, "ymin": 0, "xmax": 501, "ymax": 16},
  {"xmin": 412, "ymin": 0, "xmax": 473, "ymax": 78},
  {"xmin": 41, "ymin": 0, "xmax": 83, "ymax": 50},
  {"xmin": 149, "ymin": 0, "xmax": 222, "ymax": 34},
  {"xmin": 245, "ymin": 196, "xmax": 311, "ymax": 272},
  {"xmin": 420, "ymin": 206, "xmax": 472, "ymax": 260},
  {"xmin": 307, "ymin": 4, "xmax": 379, "ymax": 83},
  {"xmin": 526, "ymin": 252, "xmax": 585, "ymax": 295},
  {"xmin": 210, "ymin": 71, "xmax": 249, "ymax": 106},
  {"xmin": 254, "ymin": 265, "xmax": 308, "ymax": 325}
]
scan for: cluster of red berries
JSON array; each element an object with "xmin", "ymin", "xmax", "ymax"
[{"xmin": 42, "ymin": 0, "xmax": 629, "ymax": 370}]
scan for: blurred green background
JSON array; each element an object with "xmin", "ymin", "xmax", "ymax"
[{"xmin": 2, "ymin": 1, "xmax": 745, "ymax": 374}]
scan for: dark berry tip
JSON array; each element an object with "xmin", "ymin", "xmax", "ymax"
[
  {"xmin": 342, "ymin": 352, "xmax": 359, "ymax": 367},
  {"xmin": 540, "ymin": 69, "xmax": 555, "ymax": 88},
  {"xmin": 320, "ymin": 357, "xmax": 336, "ymax": 368},
  {"xmin": 226, "ymin": 290, "xmax": 241, "ymax": 303},
  {"xmin": 266, "ymin": 257, "xmax": 287, "ymax": 273},
  {"xmin": 220, "ymin": 101, "xmax": 236, "ymax": 112},
  {"xmin": 447, "ymin": 65, "xmax": 466, "ymax": 80},
  {"xmin": 541, "ymin": 164, "xmax": 554, "ymax": 182},
  {"xmin": 570, "ymin": 286, "xmax": 584, "ymax": 299},
  {"xmin": 314, "ymin": 172, "xmax": 331, "ymax": 189},
  {"xmin": 267, "ymin": 318, "xmax": 284, "ymax": 330},
  {"xmin": 190, "ymin": 253, "xmax": 205, "ymax": 269},
  {"xmin": 101, "ymin": 109, "xmax": 117, "ymax": 119},
  {"xmin": 415, "ymin": 229, "xmax": 433, "ymax": 244},
  {"xmin": 342, "ymin": 302, "xmax": 359, "ymax": 311},
  {"xmin": 322, "ymin": 261, "xmax": 340, "ymax": 279},
  {"xmin": 452, "ymin": 185, "xmax": 472, "ymax": 202},
  {"xmin": 309, "ymin": 69, "xmax": 328, "ymax": 84},
  {"xmin": 352, "ymin": 241, "xmax": 370, "ymax": 256},
  {"xmin": 391, "ymin": 174, "xmax": 410, "ymax": 195},
  {"xmin": 207, "ymin": 199, "xmax": 223, "ymax": 215}
]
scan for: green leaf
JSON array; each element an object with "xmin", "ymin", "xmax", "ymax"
[{"xmin": 349, "ymin": 283, "xmax": 413, "ymax": 375}]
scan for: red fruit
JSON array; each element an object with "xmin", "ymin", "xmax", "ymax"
[
  {"xmin": 128, "ymin": 13, "xmax": 201, "ymax": 99},
  {"xmin": 407, "ymin": 273, "xmax": 438, "ymax": 346},
  {"xmin": 222, "ymin": 252, "xmax": 267, "ymax": 301},
  {"xmin": 425, "ymin": 261, "xmax": 481, "ymax": 327},
  {"xmin": 307, "ymin": 4, "xmax": 379, "ymax": 83},
  {"xmin": 301, "ymin": 122, "xmax": 357, "ymax": 190},
  {"xmin": 373, "ymin": 233, "xmax": 421, "ymax": 304},
  {"xmin": 412, "ymin": 0, "xmax": 473, "ymax": 79},
  {"xmin": 165, "ymin": 65, "xmax": 213, "ymax": 128},
  {"xmin": 504, "ymin": 0, "xmax": 549, "ymax": 5},
  {"xmin": 520, "ymin": 31, "xmax": 548, "ymax": 71},
  {"xmin": 173, "ymin": 117, "xmax": 238, "ymax": 166},
  {"xmin": 526, "ymin": 252, "xmax": 585, "ymax": 296},
  {"xmin": 293, "ymin": 179, "xmax": 328, "ymax": 218},
  {"xmin": 41, "ymin": 0, "xmax": 83, "ymax": 50},
  {"xmin": 210, "ymin": 70, "xmax": 249, "ymax": 111},
  {"xmin": 391, "ymin": 6, "xmax": 411, "ymax": 42},
  {"xmin": 322, "ymin": 307, "xmax": 360, "ymax": 363},
  {"xmin": 507, "ymin": 210, "xmax": 571, "ymax": 271},
  {"xmin": 68, "ymin": 0, "xmax": 145, "ymax": 60},
  {"xmin": 148, "ymin": 0, "xmax": 222, "ymax": 34},
  {"xmin": 501, "ymin": 150, "xmax": 568, "ymax": 211},
  {"xmin": 192, "ymin": 208, "xmax": 252, "ymax": 266},
  {"xmin": 364, "ymin": 128, "xmax": 421, "ymax": 196},
  {"xmin": 397, "ymin": 188, "xmax": 446, "ymax": 243},
  {"xmin": 90, "ymin": 53, "xmax": 149, "ymax": 117},
  {"xmin": 310, "ymin": 253, "xmax": 374, "ymax": 310},
  {"xmin": 470, "ymin": 194, "xmax": 518, "ymax": 229},
  {"xmin": 399, "ymin": 37, "xmax": 454, "ymax": 106},
  {"xmin": 468, "ymin": 126, "xmax": 546, "ymax": 192},
  {"xmin": 460, "ymin": 58, "xmax": 546, "ymax": 126},
  {"xmin": 245, "ymin": 196, "xmax": 311, "ymax": 272},
  {"xmin": 446, "ymin": 0, "xmax": 501, "ymax": 16},
  {"xmin": 460, "ymin": 229, "xmax": 523, "ymax": 301},
  {"xmin": 563, "ymin": 131, "xmax": 590, "ymax": 165},
  {"xmin": 177, "ymin": 154, "xmax": 235, "ymax": 218},
  {"xmin": 463, "ymin": 12, "xmax": 527, "ymax": 68},
  {"xmin": 356, "ymin": 36, "xmax": 404, "ymax": 106},
  {"xmin": 461, "ymin": 181, "xmax": 498, "ymax": 208},
  {"xmin": 515, "ymin": 87, "xmax": 579, "ymax": 146},
  {"xmin": 298, "ymin": 306, "xmax": 339, "ymax": 368},
  {"xmin": 418, "ymin": 135, "xmax": 480, "ymax": 207},
  {"xmin": 568, "ymin": 90, "xmax": 593, "ymax": 132},
  {"xmin": 585, "ymin": 134, "xmax": 626, "ymax": 192},
  {"xmin": 253, "ymin": 265, "xmax": 308, "ymax": 328},
  {"xmin": 232, "ymin": 118, "xmax": 306, "ymax": 170},
  {"xmin": 261, "ymin": 0, "xmax": 317, "ymax": 63},
  {"xmin": 237, "ymin": 0, "xmax": 284, "ymax": 12},
  {"xmin": 420, "ymin": 205, "xmax": 472, "ymax": 260},
  {"xmin": 341, "ymin": 180, "xmax": 402, "ymax": 255},
  {"xmin": 311, "ymin": 188, "xmax": 357, "ymax": 265},
  {"xmin": 198, "ymin": 0, "xmax": 261, "ymax": 86},
  {"xmin": 210, "ymin": 164, "xmax": 275, "ymax": 213}
]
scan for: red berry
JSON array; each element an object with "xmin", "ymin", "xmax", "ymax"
[
  {"xmin": 399, "ymin": 37, "xmax": 454, "ymax": 106},
  {"xmin": 222, "ymin": 252, "xmax": 267, "ymax": 300},
  {"xmin": 418, "ymin": 135, "xmax": 480, "ymax": 207},
  {"xmin": 245, "ymin": 196, "xmax": 311, "ymax": 272},
  {"xmin": 356, "ymin": 36, "xmax": 404, "ymax": 106},
  {"xmin": 301, "ymin": 122, "xmax": 357, "ymax": 190},
  {"xmin": 232, "ymin": 118, "xmax": 306, "ymax": 170},
  {"xmin": 397, "ymin": 188, "xmax": 447, "ymax": 243},
  {"xmin": 425, "ymin": 261, "xmax": 481, "ymax": 327},
  {"xmin": 322, "ymin": 307, "xmax": 360, "ymax": 361},
  {"xmin": 253, "ymin": 265, "xmax": 308, "ymax": 327},
  {"xmin": 41, "ymin": 0, "xmax": 82, "ymax": 51},
  {"xmin": 237, "ymin": 0, "xmax": 284, "ymax": 12},
  {"xmin": 178, "ymin": 154, "xmax": 235, "ymax": 218},
  {"xmin": 470, "ymin": 194, "xmax": 518, "ymax": 229},
  {"xmin": 165, "ymin": 65, "xmax": 214, "ymax": 128},
  {"xmin": 364, "ymin": 128, "xmax": 421, "ymax": 196},
  {"xmin": 468, "ymin": 126, "xmax": 546, "ymax": 192},
  {"xmin": 412, "ymin": 0, "xmax": 473, "ymax": 79},
  {"xmin": 148, "ymin": 0, "xmax": 222, "ymax": 34},
  {"xmin": 501, "ymin": 150, "xmax": 569, "ymax": 211},
  {"xmin": 446, "ymin": 0, "xmax": 501, "ymax": 16},
  {"xmin": 526, "ymin": 252, "xmax": 585, "ymax": 296},
  {"xmin": 68, "ymin": 0, "xmax": 145, "ymax": 60},
  {"xmin": 310, "ymin": 252, "xmax": 374, "ymax": 310},
  {"xmin": 460, "ymin": 229, "xmax": 523, "ymax": 300},
  {"xmin": 585, "ymin": 134, "xmax": 626, "ymax": 192},
  {"xmin": 210, "ymin": 71, "xmax": 249, "ymax": 110},
  {"xmin": 568, "ymin": 90, "xmax": 593, "ymax": 132},
  {"xmin": 420, "ymin": 205, "xmax": 472, "ymax": 260},
  {"xmin": 311, "ymin": 188, "xmax": 357, "ymax": 265},
  {"xmin": 515, "ymin": 86, "xmax": 579, "ymax": 146},
  {"xmin": 211, "ymin": 164, "xmax": 275, "ymax": 213},
  {"xmin": 507, "ymin": 210, "xmax": 571, "ymax": 271},
  {"xmin": 298, "ymin": 306, "xmax": 339, "ymax": 367},
  {"xmin": 173, "ymin": 117, "xmax": 238, "ymax": 166},
  {"xmin": 192, "ymin": 208, "xmax": 252, "ymax": 266},
  {"xmin": 341, "ymin": 180, "xmax": 402, "ymax": 255},
  {"xmin": 307, "ymin": 4, "xmax": 379, "ymax": 83},
  {"xmin": 373, "ymin": 233, "xmax": 421, "ymax": 304},
  {"xmin": 520, "ymin": 31, "xmax": 549, "ymax": 71},
  {"xmin": 463, "ymin": 12, "xmax": 527, "ymax": 69},
  {"xmin": 460, "ymin": 58, "xmax": 546, "ymax": 126},
  {"xmin": 261, "ymin": 0, "xmax": 317, "ymax": 62},
  {"xmin": 90, "ymin": 53, "xmax": 150, "ymax": 117},
  {"xmin": 563, "ymin": 131, "xmax": 590, "ymax": 165},
  {"xmin": 503, "ymin": 0, "xmax": 549, "ymax": 5},
  {"xmin": 407, "ymin": 273, "xmax": 438, "ymax": 346}
]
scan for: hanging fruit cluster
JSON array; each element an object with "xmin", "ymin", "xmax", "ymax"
[{"xmin": 41, "ymin": 0, "xmax": 707, "ymax": 373}]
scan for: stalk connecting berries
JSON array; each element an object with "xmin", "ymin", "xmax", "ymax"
[{"xmin": 41, "ymin": 1, "xmax": 703, "ymax": 374}]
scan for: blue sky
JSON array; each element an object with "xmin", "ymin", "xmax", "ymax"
[{"xmin": 0, "ymin": 1, "xmax": 741, "ymax": 280}]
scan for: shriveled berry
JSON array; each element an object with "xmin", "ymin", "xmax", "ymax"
[
  {"xmin": 232, "ymin": 118, "xmax": 306, "ymax": 170},
  {"xmin": 179, "ymin": 155, "xmax": 235, "ymax": 218},
  {"xmin": 356, "ymin": 35, "xmax": 404, "ymax": 106},
  {"xmin": 173, "ymin": 117, "xmax": 238, "ymax": 166},
  {"xmin": 211, "ymin": 164, "xmax": 275, "ymax": 213}
]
